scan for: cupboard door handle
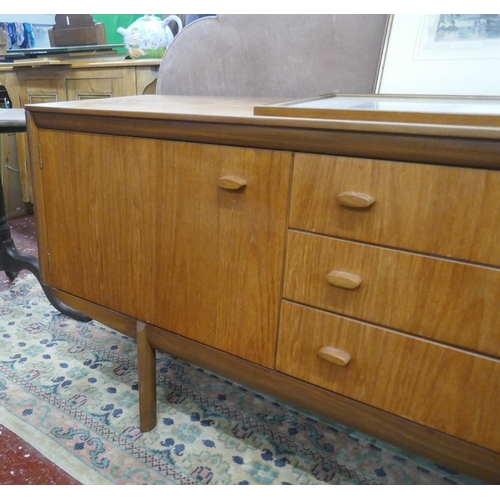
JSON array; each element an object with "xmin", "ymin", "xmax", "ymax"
[
  {"xmin": 317, "ymin": 346, "xmax": 351, "ymax": 367},
  {"xmin": 325, "ymin": 270, "xmax": 362, "ymax": 289},
  {"xmin": 217, "ymin": 175, "xmax": 247, "ymax": 190},
  {"xmin": 337, "ymin": 191, "xmax": 375, "ymax": 208}
]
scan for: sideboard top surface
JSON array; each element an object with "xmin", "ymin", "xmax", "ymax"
[
  {"xmin": 25, "ymin": 95, "xmax": 500, "ymax": 170},
  {"xmin": 0, "ymin": 58, "xmax": 161, "ymax": 72},
  {"xmin": 25, "ymin": 94, "xmax": 500, "ymax": 140}
]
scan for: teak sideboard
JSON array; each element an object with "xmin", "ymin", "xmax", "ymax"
[{"xmin": 25, "ymin": 95, "xmax": 500, "ymax": 483}]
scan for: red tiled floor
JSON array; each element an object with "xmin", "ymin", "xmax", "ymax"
[
  {"xmin": 0, "ymin": 214, "xmax": 81, "ymax": 484},
  {"xmin": 0, "ymin": 425, "xmax": 80, "ymax": 485}
]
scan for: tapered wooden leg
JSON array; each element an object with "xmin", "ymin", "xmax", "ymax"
[{"xmin": 136, "ymin": 321, "xmax": 157, "ymax": 432}]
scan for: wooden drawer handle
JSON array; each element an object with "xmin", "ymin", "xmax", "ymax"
[
  {"xmin": 325, "ymin": 270, "xmax": 362, "ymax": 289},
  {"xmin": 317, "ymin": 346, "xmax": 351, "ymax": 367},
  {"xmin": 337, "ymin": 191, "xmax": 375, "ymax": 208},
  {"xmin": 217, "ymin": 175, "xmax": 247, "ymax": 190}
]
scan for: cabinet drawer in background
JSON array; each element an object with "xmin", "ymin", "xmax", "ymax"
[
  {"xmin": 284, "ymin": 230, "xmax": 500, "ymax": 358},
  {"xmin": 290, "ymin": 154, "xmax": 500, "ymax": 266},
  {"xmin": 66, "ymin": 78, "xmax": 124, "ymax": 100},
  {"xmin": 277, "ymin": 301, "xmax": 500, "ymax": 453}
]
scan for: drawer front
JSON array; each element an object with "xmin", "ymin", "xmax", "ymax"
[
  {"xmin": 290, "ymin": 154, "xmax": 500, "ymax": 266},
  {"xmin": 284, "ymin": 231, "xmax": 500, "ymax": 358},
  {"xmin": 19, "ymin": 79, "xmax": 67, "ymax": 105},
  {"xmin": 66, "ymin": 77, "xmax": 124, "ymax": 100},
  {"xmin": 277, "ymin": 301, "xmax": 500, "ymax": 452}
]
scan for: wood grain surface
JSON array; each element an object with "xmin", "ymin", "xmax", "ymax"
[
  {"xmin": 277, "ymin": 301, "xmax": 500, "ymax": 453},
  {"xmin": 26, "ymin": 95, "xmax": 500, "ymax": 483},
  {"xmin": 38, "ymin": 130, "xmax": 291, "ymax": 368},
  {"xmin": 290, "ymin": 153, "xmax": 500, "ymax": 266},
  {"xmin": 284, "ymin": 231, "xmax": 500, "ymax": 357}
]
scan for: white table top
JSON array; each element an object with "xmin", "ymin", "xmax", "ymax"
[{"xmin": 0, "ymin": 108, "xmax": 26, "ymax": 132}]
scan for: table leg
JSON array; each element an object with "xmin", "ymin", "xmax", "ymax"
[{"xmin": 137, "ymin": 322, "xmax": 157, "ymax": 432}]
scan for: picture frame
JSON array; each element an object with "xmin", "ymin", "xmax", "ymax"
[
  {"xmin": 376, "ymin": 14, "xmax": 500, "ymax": 96},
  {"xmin": 253, "ymin": 93, "xmax": 500, "ymax": 127}
]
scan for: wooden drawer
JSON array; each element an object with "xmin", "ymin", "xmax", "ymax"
[
  {"xmin": 66, "ymin": 78, "xmax": 124, "ymax": 100},
  {"xmin": 290, "ymin": 154, "xmax": 500, "ymax": 266},
  {"xmin": 19, "ymin": 78, "xmax": 67, "ymax": 105},
  {"xmin": 277, "ymin": 301, "xmax": 500, "ymax": 452},
  {"xmin": 284, "ymin": 231, "xmax": 500, "ymax": 358}
]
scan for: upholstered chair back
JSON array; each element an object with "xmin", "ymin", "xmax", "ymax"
[{"xmin": 156, "ymin": 14, "xmax": 389, "ymax": 99}]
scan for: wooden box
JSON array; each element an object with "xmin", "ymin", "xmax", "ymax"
[{"xmin": 49, "ymin": 14, "xmax": 106, "ymax": 47}]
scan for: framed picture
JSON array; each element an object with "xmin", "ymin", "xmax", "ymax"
[{"xmin": 376, "ymin": 14, "xmax": 500, "ymax": 96}]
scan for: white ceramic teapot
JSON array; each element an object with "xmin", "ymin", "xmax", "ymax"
[{"xmin": 117, "ymin": 15, "xmax": 183, "ymax": 59}]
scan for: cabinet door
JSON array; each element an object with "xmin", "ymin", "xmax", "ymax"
[{"xmin": 37, "ymin": 131, "xmax": 291, "ymax": 368}]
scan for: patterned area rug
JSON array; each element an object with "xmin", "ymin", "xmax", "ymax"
[{"xmin": 0, "ymin": 277, "xmax": 483, "ymax": 485}]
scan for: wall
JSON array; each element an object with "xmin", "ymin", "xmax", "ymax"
[
  {"xmin": 0, "ymin": 15, "xmax": 152, "ymax": 50},
  {"xmin": 0, "ymin": 14, "xmax": 55, "ymax": 49}
]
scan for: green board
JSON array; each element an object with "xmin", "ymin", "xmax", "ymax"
[{"xmin": 92, "ymin": 14, "xmax": 161, "ymax": 52}]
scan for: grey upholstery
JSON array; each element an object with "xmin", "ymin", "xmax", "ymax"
[{"xmin": 157, "ymin": 14, "xmax": 389, "ymax": 99}]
